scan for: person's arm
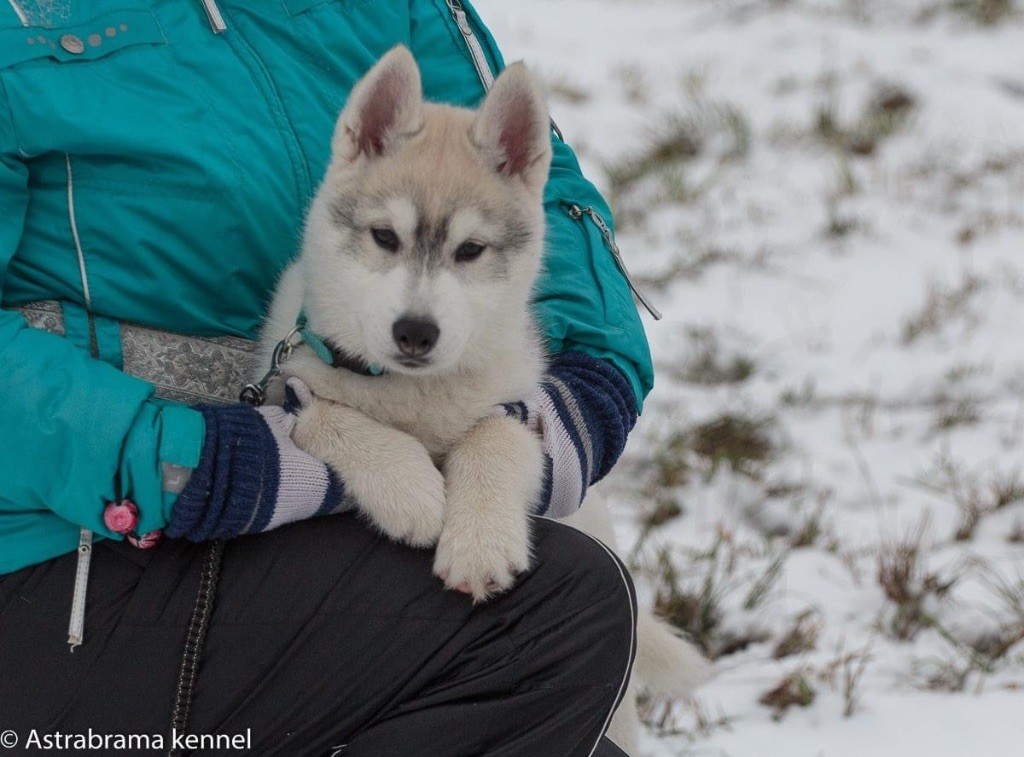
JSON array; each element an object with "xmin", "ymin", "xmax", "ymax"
[
  {"xmin": 410, "ymin": 0, "xmax": 654, "ymax": 513},
  {"xmin": 0, "ymin": 88, "xmax": 204, "ymax": 545}
]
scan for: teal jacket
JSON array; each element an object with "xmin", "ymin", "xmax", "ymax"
[{"xmin": 0, "ymin": 0, "xmax": 653, "ymax": 574}]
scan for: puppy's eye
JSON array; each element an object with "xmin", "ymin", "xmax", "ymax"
[
  {"xmin": 454, "ymin": 241, "xmax": 486, "ymax": 263},
  {"xmin": 371, "ymin": 228, "xmax": 401, "ymax": 252}
]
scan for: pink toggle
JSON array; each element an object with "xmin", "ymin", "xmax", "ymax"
[
  {"xmin": 103, "ymin": 499, "xmax": 139, "ymax": 534},
  {"xmin": 127, "ymin": 529, "xmax": 163, "ymax": 550}
]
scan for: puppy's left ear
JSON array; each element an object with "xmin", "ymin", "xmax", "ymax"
[{"xmin": 472, "ymin": 63, "xmax": 553, "ymax": 194}]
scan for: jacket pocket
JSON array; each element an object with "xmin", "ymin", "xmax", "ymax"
[{"xmin": 0, "ymin": 10, "xmax": 166, "ymax": 71}]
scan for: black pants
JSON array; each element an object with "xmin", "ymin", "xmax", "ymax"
[{"xmin": 0, "ymin": 514, "xmax": 635, "ymax": 756}]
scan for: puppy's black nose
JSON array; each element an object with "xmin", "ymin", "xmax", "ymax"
[{"xmin": 393, "ymin": 316, "xmax": 440, "ymax": 358}]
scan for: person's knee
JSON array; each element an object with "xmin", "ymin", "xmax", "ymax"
[
  {"xmin": 531, "ymin": 516, "xmax": 634, "ymax": 597},
  {"xmin": 528, "ymin": 517, "xmax": 637, "ymax": 656}
]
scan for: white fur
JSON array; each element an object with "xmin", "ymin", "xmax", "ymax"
[
  {"xmin": 260, "ymin": 48, "xmax": 551, "ymax": 599},
  {"xmin": 258, "ymin": 45, "xmax": 711, "ymax": 746},
  {"xmin": 434, "ymin": 415, "xmax": 543, "ymax": 599}
]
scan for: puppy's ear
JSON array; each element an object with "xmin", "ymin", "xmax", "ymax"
[
  {"xmin": 472, "ymin": 63, "xmax": 553, "ymax": 194},
  {"xmin": 332, "ymin": 45, "xmax": 423, "ymax": 165}
]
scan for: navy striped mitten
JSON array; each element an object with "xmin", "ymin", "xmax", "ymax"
[
  {"xmin": 499, "ymin": 351, "xmax": 639, "ymax": 518},
  {"xmin": 167, "ymin": 380, "xmax": 348, "ymax": 541}
]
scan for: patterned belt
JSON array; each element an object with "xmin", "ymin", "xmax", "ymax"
[{"xmin": 8, "ymin": 300, "xmax": 258, "ymax": 404}]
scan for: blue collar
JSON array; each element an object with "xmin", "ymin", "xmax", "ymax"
[{"xmin": 296, "ymin": 311, "xmax": 385, "ymax": 377}]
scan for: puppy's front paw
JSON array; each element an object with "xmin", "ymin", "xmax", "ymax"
[
  {"xmin": 433, "ymin": 506, "xmax": 531, "ymax": 602},
  {"xmin": 293, "ymin": 400, "xmax": 445, "ymax": 548},
  {"xmin": 353, "ymin": 451, "xmax": 446, "ymax": 548},
  {"xmin": 433, "ymin": 415, "xmax": 541, "ymax": 601}
]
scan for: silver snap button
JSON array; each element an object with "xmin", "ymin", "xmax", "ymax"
[{"xmin": 60, "ymin": 34, "xmax": 85, "ymax": 54}]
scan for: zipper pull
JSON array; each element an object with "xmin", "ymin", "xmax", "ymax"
[
  {"xmin": 452, "ymin": 5, "xmax": 471, "ymax": 35},
  {"xmin": 67, "ymin": 528, "xmax": 93, "ymax": 651},
  {"xmin": 568, "ymin": 205, "xmax": 662, "ymax": 320},
  {"xmin": 200, "ymin": 0, "xmax": 227, "ymax": 33}
]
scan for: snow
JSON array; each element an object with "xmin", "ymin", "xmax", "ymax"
[{"xmin": 475, "ymin": 1, "xmax": 1024, "ymax": 754}]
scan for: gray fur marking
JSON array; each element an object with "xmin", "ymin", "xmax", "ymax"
[{"xmin": 414, "ymin": 213, "xmax": 451, "ymax": 272}]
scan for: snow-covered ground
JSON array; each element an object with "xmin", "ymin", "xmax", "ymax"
[{"xmin": 476, "ymin": 1, "xmax": 1024, "ymax": 754}]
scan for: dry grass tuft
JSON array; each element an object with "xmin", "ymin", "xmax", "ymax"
[
  {"xmin": 605, "ymin": 99, "xmax": 751, "ymax": 227},
  {"xmin": 915, "ymin": 570, "xmax": 1024, "ymax": 692},
  {"xmin": 877, "ymin": 522, "xmax": 956, "ymax": 640},
  {"xmin": 634, "ymin": 246, "xmax": 742, "ymax": 288},
  {"xmin": 950, "ymin": 0, "xmax": 1016, "ymax": 25},
  {"xmin": 815, "ymin": 82, "xmax": 917, "ymax": 157},
  {"xmin": 901, "ymin": 273, "xmax": 984, "ymax": 345},
  {"xmin": 676, "ymin": 329, "xmax": 757, "ymax": 386},
  {"xmin": 790, "ymin": 492, "xmax": 832, "ymax": 549},
  {"xmin": 819, "ymin": 642, "xmax": 874, "ymax": 718},
  {"xmin": 650, "ymin": 431, "xmax": 693, "ymax": 491},
  {"xmin": 645, "ymin": 535, "xmax": 778, "ymax": 659},
  {"xmin": 934, "ymin": 397, "xmax": 984, "ymax": 433},
  {"xmin": 690, "ymin": 414, "xmax": 777, "ymax": 478},
  {"xmin": 642, "ymin": 496, "xmax": 684, "ymax": 531},
  {"xmin": 992, "ymin": 471, "xmax": 1024, "ymax": 509},
  {"xmin": 1008, "ymin": 518, "xmax": 1024, "ymax": 544},
  {"xmin": 743, "ymin": 553, "xmax": 787, "ymax": 611},
  {"xmin": 909, "ymin": 457, "xmax": 1024, "ymax": 542},
  {"xmin": 545, "ymin": 75, "xmax": 591, "ymax": 105},
  {"xmin": 759, "ymin": 670, "xmax": 816, "ymax": 720},
  {"xmin": 651, "ymin": 545, "xmax": 726, "ymax": 656},
  {"xmin": 773, "ymin": 611, "xmax": 822, "ymax": 659}
]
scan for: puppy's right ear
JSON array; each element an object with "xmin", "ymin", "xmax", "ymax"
[{"xmin": 332, "ymin": 46, "xmax": 423, "ymax": 166}]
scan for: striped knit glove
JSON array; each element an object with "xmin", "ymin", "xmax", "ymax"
[
  {"xmin": 499, "ymin": 351, "xmax": 639, "ymax": 518},
  {"xmin": 166, "ymin": 380, "xmax": 348, "ymax": 541}
]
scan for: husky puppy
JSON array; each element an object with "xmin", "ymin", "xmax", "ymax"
[
  {"xmin": 260, "ymin": 46, "xmax": 550, "ymax": 600},
  {"xmin": 259, "ymin": 47, "xmax": 711, "ymax": 747}
]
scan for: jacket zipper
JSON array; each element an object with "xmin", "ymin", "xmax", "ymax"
[
  {"xmin": 65, "ymin": 154, "xmax": 97, "ymax": 649},
  {"xmin": 446, "ymin": 0, "xmax": 495, "ymax": 89},
  {"xmin": 444, "ymin": 0, "xmax": 563, "ymax": 141},
  {"xmin": 568, "ymin": 205, "xmax": 662, "ymax": 320}
]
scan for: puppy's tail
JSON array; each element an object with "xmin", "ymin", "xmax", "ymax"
[{"xmin": 634, "ymin": 611, "xmax": 714, "ymax": 696}]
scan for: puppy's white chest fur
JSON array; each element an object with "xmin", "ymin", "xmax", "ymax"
[{"xmin": 280, "ymin": 331, "xmax": 543, "ymax": 461}]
